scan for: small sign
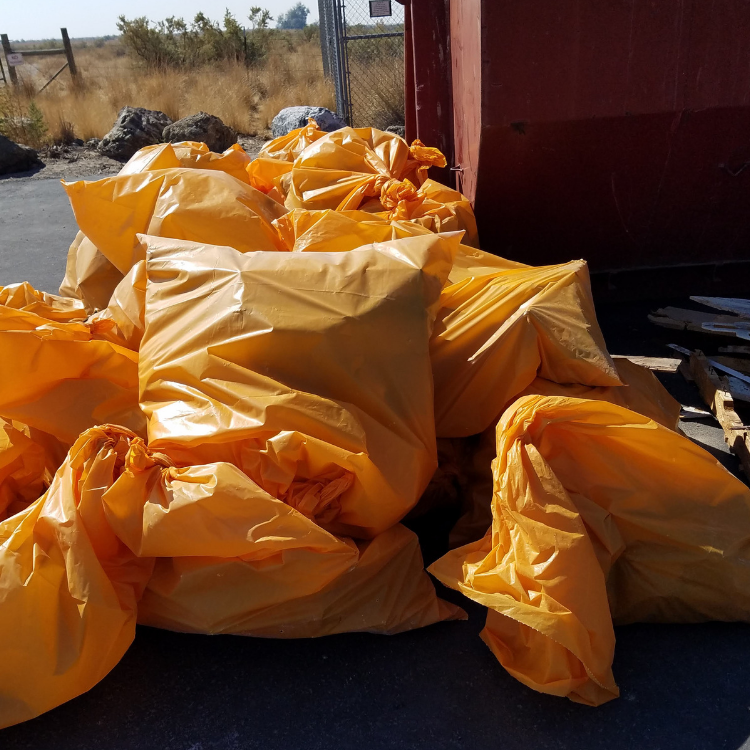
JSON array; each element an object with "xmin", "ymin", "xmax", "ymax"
[
  {"xmin": 6, "ymin": 52, "xmax": 24, "ymax": 66},
  {"xmin": 369, "ymin": 0, "xmax": 392, "ymax": 18}
]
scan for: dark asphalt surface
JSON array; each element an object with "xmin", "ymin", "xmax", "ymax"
[{"xmin": 1, "ymin": 177, "xmax": 749, "ymax": 750}]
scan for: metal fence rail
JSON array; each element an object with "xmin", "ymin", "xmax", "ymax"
[{"xmin": 319, "ymin": 0, "xmax": 404, "ymax": 129}]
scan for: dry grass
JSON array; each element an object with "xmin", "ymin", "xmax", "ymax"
[{"xmin": 5, "ymin": 38, "xmax": 335, "ymax": 142}]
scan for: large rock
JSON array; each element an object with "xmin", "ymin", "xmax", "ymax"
[
  {"xmin": 0, "ymin": 134, "xmax": 41, "ymax": 175},
  {"xmin": 163, "ymin": 112, "xmax": 237, "ymax": 153},
  {"xmin": 271, "ymin": 106, "xmax": 346, "ymax": 138},
  {"xmin": 98, "ymin": 106, "xmax": 173, "ymax": 161}
]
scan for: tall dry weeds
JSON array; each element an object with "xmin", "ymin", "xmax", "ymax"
[{"xmin": 5, "ymin": 38, "xmax": 335, "ymax": 143}]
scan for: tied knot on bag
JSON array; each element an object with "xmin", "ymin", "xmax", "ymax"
[
  {"xmin": 380, "ymin": 178, "xmax": 425, "ymax": 219},
  {"xmin": 362, "ymin": 173, "xmax": 392, "ymax": 199},
  {"xmin": 409, "ymin": 139, "xmax": 447, "ymax": 183}
]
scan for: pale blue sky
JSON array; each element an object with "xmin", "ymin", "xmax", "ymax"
[{"xmin": 4, "ymin": 0, "xmax": 317, "ymax": 41}]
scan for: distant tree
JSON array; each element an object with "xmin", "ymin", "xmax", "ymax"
[{"xmin": 276, "ymin": 3, "xmax": 310, "ymax": 29}]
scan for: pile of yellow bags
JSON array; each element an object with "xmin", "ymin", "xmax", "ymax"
[{"xmin": 1, "ymin": 123, "xmax": 749, "ymax": 728}]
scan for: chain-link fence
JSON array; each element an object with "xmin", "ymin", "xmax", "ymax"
[{"xmin": 319, "ymin": 0, "xmax": 405, "ymax": 129}]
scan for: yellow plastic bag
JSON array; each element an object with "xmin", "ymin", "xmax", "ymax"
[
  {"xmin": 0, "ymin": 426, "xmax": 155, "ymax": 729},
  {"xmin": 138, "ymin": 232, "xmax": 458, "ymax": 538},
  {"xmin": 0, "ymin": 299, "xmax": 144, "ymax": 443},
  {"xmin": 102, "ymin": 440, "xmax": 462, "ymax": 635},
  {"xmin": 432, "ymin": 259, "xmax": 621, "ymax": 437},
  {"xmin": 282, "ymin": 127, "xmax": 447, "ymax": 211},
  {"xmin": 430, "ymin": 396, "xmax": 750, "ymax": 706},
  {"xmin": 120, "ymin": 141, "xmax": 253, "ymax": 185},
  {"xmin": 442, "ymin": 358, "xmax": 681, "ymax": 548},
  {"xmin": 138, "ymin": 523, "xmax": 462, "ymax": 636},
  {"xmin": 59, "ymin": 231, "xmax": 124, "ymax": 313},
  {"xmin": 63, "ymin": 168, "xmax": 288, "ymax": 277}
]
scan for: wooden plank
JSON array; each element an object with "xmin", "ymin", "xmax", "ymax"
[
  {"xmin": 713, "ymin": 356, "xmax": 750, "ymax": 375},
  {"xmin": 691, "ymin": 295, "xmax": 750, "ymax": 319},
  {"xmin": 612, "ymin": 355, "xmax": 681, "ymax": 372},
  {"xmin": 649, "ymin": 306, "xmax": 741, "ymax": 334},
  {"xmin": 689, "ymin": 351, "xmax": 750, "ymax": 476},
  {"xmin": 60, "ymin": 28, "xmax": 77, "ymax": 81}
]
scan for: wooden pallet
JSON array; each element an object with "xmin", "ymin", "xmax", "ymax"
[{"xmin": 689, "ymin": 351, "xmax": 750, "ymax": 477}]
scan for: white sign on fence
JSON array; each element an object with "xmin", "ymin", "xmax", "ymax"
[
  {"xmin": 369, "ymin": 0, "xmax": 392, "ymax": 18},
  {"xmin": 6, "ymin": 52, "xmax": 24, "ymax": 66}
]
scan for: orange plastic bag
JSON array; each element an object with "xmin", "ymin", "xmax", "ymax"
[
  {"xmin": 138, "ymin": 523, "xmax": 461, "ymax": 636},
  {"xmin": 430, "ymin": 396, "xmax": 750, "ymax": 706},
  {"xmin": 281, "ymin": 127, "xmax": 447, "ymax": 211},
  {"xmin": 138, "ymin": 232, "xmax": 458, "ymax": 538},
  {"xmin": 432, "ymin": 259, "xmax": 621, "ymax": 437},
  {"xmin": 0, "ymin": 426, "xmax": 155, "ymax": 729},
  {"xmin": 120, "ymin": 141, "xmax": 254, "ymax": 185},
  {"xmin": 442, "ymin": 358, "xmax": 681, "ymax": 548},
  {"xmin": 63, "ymin": 168, "xmax": 288, "ymax": 277},
  {"xmin": 0, "ymin": 296, "xmax": 144, "ymax": 443}
]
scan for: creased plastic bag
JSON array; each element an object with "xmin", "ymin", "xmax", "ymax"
[
  {"xmin": 430, "ymin": 396, "xmax": 750, "ymax": 706},
  {"xmin": 138, "ymin": 233, "xmax": 458, "ymax": 537},
  {"xmin": 63, "ymin": 168, "xmax": 288, "ymax": 277},
  {"xmin": 0, "ymin": 426, "xmax": 155, "ymax": 729},
  {"xmin": 119, "ymin": 141, "xmax": 254, "ymax": 184},
  {"xmin": 432, "ymin": 259, "xmax": 621, "ymax": 437},
  {"xmin": 441, "ymin": 358, "xmax": 681, "ymax": 548}
]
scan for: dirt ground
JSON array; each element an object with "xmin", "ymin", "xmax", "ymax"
[{"xmin": 2, "ymin": 135, "xmax": 267, "ymax": 182}]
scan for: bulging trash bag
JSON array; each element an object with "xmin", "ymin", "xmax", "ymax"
[
  {"xmin": 59, "ymin": 231, "xmax": 124, "ymax": 314},
  {"xmin": 63, "ymin": 168, "xmax": 288, "ymax": 277},
  {"xmin": 442, "ymin": 358, "xmax": 681, "ymax": 549},
  {"xmin": 281, "ymin": 127, "xmax": 447, "ymax": 211},
  {"xmin": 430, "ymin": 396, "xmax": 750, "ymax": 706},
  {"xmin": 432, "ymin": 259, "xmax": 621, "ymax": 437},
  {"xmin": 138, "ymin": 232, "xmax": 458, "ymax": 538},
  {"xmin": 102, "ymin": 442, "xmax": 462, "ymax": 635},
  {"xmin": 119, "ymin": 141, "xmax": 254, "ymax": 185},
  {"xmin": 0, "ymin": 426, "xmax": 156, "ymax": 729},
  {"xmin": 0, "ymin": 294, "xmax": 144, "ymax": 443}
]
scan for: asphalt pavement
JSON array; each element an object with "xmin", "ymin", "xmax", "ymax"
[{"xmin": 1, "ymin": 175, "xmax": 749, "ymax": 750}]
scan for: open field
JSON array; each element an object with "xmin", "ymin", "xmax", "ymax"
[{"xmin": 2, "ymin": 34, "xmax": 335, "ymax": 143}]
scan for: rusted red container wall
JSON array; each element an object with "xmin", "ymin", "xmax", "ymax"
[{"xmin": 408, "ymin": 0, "xmax": 750, "ymax": 277}]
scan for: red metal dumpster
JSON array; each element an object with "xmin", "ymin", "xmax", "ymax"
[{"xmin": 405, "ymin": 0, "xmax": 750, "ymax": 291}]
